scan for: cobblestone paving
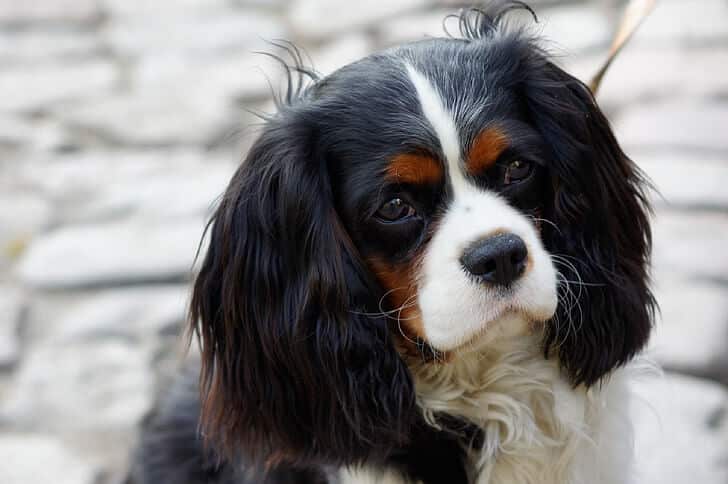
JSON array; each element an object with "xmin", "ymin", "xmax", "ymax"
[{"xmin": 1, "ymin": 1, "xmax": 727, "ymax": 483}]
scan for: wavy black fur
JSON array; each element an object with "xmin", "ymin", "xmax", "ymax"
[
  {"xmin": 529, "ymin": 62, "xmax": 655, "ymax": 386},
  {"xmin": 191, "ymin": 110, "xmax": 418, "ymax": 463}
]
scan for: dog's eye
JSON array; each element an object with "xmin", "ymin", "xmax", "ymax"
[
  {"xmin": 376, "ymin": 198, "xmax": 416, "ymax": 222},
  {"xmin": 504, "ymin": 160, "xmax": 532, "ymax": 184}
]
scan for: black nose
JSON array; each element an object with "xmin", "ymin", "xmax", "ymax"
[{"xmin": 460, "ymin": 233, "xmax": 528, "ymax": 286}]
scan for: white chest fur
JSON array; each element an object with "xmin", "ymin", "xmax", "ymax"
[{"xmin": 407, "ymin": 336, "xmax": 636, "ymax": 484}]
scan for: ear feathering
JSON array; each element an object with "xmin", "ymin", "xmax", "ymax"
[
  {"xmin": 189, "ymin": 91, "xmax": 416, "ymax": 464},
  {"xmin": 522, "ymin": 59, "xmax": 656, "ymax": 386}
]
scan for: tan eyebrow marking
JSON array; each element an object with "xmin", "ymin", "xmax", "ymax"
[
  {"xmin": 466, "ymin": 127, "xmax": 510, "ymax": 176},
  {"xmin": 386, "ymin": 153, "xmax": 443, "ymax": 185}
]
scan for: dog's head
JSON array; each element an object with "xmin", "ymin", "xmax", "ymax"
[{"xmin": 190, "ymin": 3, "xmax": 654, "ymax": 465}]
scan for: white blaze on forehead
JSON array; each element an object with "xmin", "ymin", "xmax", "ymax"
[
  {"xmin": 405, "ymin": 64, "xmax": 466, "ymax": 190},
  {"xmin": 405, "ymin": 65, "xmax": 558, "ymax": 353}
]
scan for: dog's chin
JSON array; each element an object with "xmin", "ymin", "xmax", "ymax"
[{"xmin": 428, "ymin": 309, "xmax": 552, "ymax": 358}]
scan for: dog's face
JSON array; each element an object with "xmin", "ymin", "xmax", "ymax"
[
  {"xmin": 327, "ymin": 50, "xmax": 559, "ymax": 355},
  {"xmin": 190, "ymin": 5, "xmax": 654, "ymax": 466}
]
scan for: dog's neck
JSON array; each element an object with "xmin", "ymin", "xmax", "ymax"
[{"xmin": 405, "ymin": 334, "xmax": 635, "ymax": 484}]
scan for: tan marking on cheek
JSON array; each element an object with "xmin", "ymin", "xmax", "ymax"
[
  {"xmin": 466, "ymin": 127, "xmax": 509, "ymax": 176},
  {"xmin": 386, "ymin": 153, "xmax": 443, "ymax": 185},
  {"xmin": 366, "ymin": 257, "xmax": 426, "ymax": 346}
]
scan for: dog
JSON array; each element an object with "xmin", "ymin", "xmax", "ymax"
[{"xmin": 130, "ymin": 3, "xmax": 655, "ymax": 483}]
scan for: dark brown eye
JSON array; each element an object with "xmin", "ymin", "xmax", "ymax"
[
  {"xmin": 504, "ymin": 160, "xmax": 532, "ymax": 184},
  {"xmin": 376, "ymin": 198, "xmax": 416, "ymax": 222}
]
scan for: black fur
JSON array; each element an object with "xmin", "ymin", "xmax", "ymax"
[
  {"xmin": 129, "ymin": 367, "xmax": 469, "ymax": 484},
  {"xmin": 129, "ymin": 365, "xmax": 332, "ymax": 484},
  {"xmin": 190, "ymin": 110, "xmax": 417, "ymax": 464},
  {"xmin": 526, "ymin": 61, "xmax": 655, "ymax": 386},
  {"xmin": 130, "ymin": 3, "xmax": 654, "ymax": 483}
]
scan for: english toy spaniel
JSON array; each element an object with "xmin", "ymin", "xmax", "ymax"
[{"xmin": 131, "ymin": 3, "xmax": 655, "ymax": 483}]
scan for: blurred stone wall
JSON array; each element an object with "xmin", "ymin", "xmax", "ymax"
[{"xmin": 0, "ymin": 0, "xmax": 726, "ymax": 483}]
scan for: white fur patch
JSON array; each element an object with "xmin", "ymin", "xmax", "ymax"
[
  {"xmin": 406, "ymin": 336, "xmax": 640, "ymax": 484},
  {"xmin": 417, "ymin": 188, "xmax": 558, "ymax": 351},
  {"xmin": 404, "ymin": 64, "xmax": 465, "ymax": 192}
]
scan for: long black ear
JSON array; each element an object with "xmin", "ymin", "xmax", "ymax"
[
  {"xmin": 190, "ymin": 111, "xmax": 415, "ymax": 465},
  {"xmin": 525, "ymin": 60, "xmax": 656, "ymax": 386}
]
